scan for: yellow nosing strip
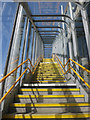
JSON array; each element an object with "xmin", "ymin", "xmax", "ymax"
[
  {"xmin": 10, "ymin": 103, "xmax": 90, "ymax": 107},
  {"xmin": 16, "ymin": 95, "xmax": 84, "ymax": 98},
  {"xmin": 3, "ymin": 113, "xmax": 90, "ymax": 119},
  {"xmin": 32, "ymin": 81, "xmax": 66, "ymax": 83},
  {"xmin": 20, "ymin": 88, "xmax": 80, "ymax": 92}
]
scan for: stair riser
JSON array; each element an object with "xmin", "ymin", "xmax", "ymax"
[
  {"xmin": 9, "ymin": 107, "xmax": 90, "ymax": 114},
  {"xmin": 15, "ymin": 98, "xmax": 84, "ymax": 103},
  {"xmin": 19, "ymin": 91, "xmax": 80, "ymax": 95}
]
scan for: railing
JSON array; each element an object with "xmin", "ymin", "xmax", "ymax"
[
  {"xmin": 0, "ymin": 55, "xmax": 43, "ymax": 104},
  {"xmin": 53, "ymin": 54, "xmax": 90, "ymax": 89}
]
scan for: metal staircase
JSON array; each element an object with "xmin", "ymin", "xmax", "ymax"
[{"xmin": 2, "ymin": 58, "xmax": 90, "ymax": 119}]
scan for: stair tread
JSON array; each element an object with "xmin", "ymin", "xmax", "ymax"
[
  {"xmin": 2, "ymin": 59, "xmax": 89, "ymax": 119},
  {"xmin": 3, "ymin": 112, "xmax": 90, "ymax": 119},
  {"xmin": 20, "ymin": 88, "xmax": 80, "ymax": 91},
  {"xmin": 10, "ymin": 102, "xmax": 90, "ymax": 107},
  {"xmin": 16, "ymin": 94, "xmax": 84, "ymax": 98}
]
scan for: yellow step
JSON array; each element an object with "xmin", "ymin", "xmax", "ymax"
[
  {"xmin": 10, "ymin": 103, "xmax": 90, "ymax": 107},
  {"xmin": 43, "ymin": 58, "xmax": 55, "ymax": 62},
  {"xmin": 20, "ymin": 88, "xmax": 80, "ymax": 92},
  {"xmin": 3, "ymin": 113, "xmax": 90, "ymax": 119},
  {"xmin": 40, "ymin": 62, "xmax": 58, "ymax": 66},
  {"xmin": 16, "ymin": 95, "xmax": 84, "ymax": 98},
  {"xmin": 36, "ymin": 73, "xmax": 62, "ymax": 75}
]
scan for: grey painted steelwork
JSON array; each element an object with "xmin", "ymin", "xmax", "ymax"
[
  {"xmin": 69, "ymin": 2, "xmax": 79, "ymax": 61},
  {"xmin": 4, "ymin": 5, "xmax": 24, "ymax": 91},
  {"xmin": 1, "ymin": 4, "xmax": 25, "ymax": 115},
  {"xmin": 20, "ymin": 2, "xmax": 43, "ymax": 43},
  {"xmin": 31, "ymin": 29, "xmax": 35, "ymax": 65},
  {"xmin": 26, "ymin": 22, "xmax": 32, "ymax": 60},
  {"xmin": 33, "ymin": 20, "xmax": 68, "ymax": 25},
  {"xmin": 36, "ymin": 26, "xmax": 63, "ymax": 29},
  {"xmin": 19, "ymin": 18, "xmax": 29, "ymax": 86},
  {"xmin": 0, "ymin": 4, "xmax": 20, "ymax": 100},
  {"xmin": 39, "ymin": 31, "xmax": 61, "ymax": 33},
  {"xmin": 61, "ymin": 5, "xmax": 68, "ymax": 70},
  {"xmin": 81, "ymin": 9, "xmax": 90, "ymax": 59},
  {"xmin": 31, "ymin": 14, "xmax": 72, "ymax": 20},
  {"xmin": 1, "ymin": 2, "xmax": 90, "ymax": 117}
]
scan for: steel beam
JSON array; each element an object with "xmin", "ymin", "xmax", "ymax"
[
  {"xmin": 35, "ymin": 26, "xmax": 63, "ymax": 29},
  {"xmin": 39, "ymin": 31, "xmax": 60, "ymax": 33},
  {"xmin": 40, "ymin": 34, "xmax": 58, "ymax": 36},
  {"xmin": 20, "ymin": 3, "xmax": 37, "ymax": 31},
  {"xmin": 31, "ymin": 14, "xmax": 72, "ymax": 20},
  {"xmin": 20, "ymin": 2, "xmax": 42, "ymax": 41},
  {"xmin": 33, "ymin": 20, "xmax": 68, "ymax": 24}
]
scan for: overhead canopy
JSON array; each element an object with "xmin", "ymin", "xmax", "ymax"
[{"xmin": 28, "ymin": 2, "xmax": 68, "ymax": 43}]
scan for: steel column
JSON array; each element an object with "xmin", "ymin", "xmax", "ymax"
[
  {"xmin": 61, "ymin": 5, "xmax": 68, "ymax": 70},
  {"xmin": 31, "ymin": 29, "xmax": 35, "ymax": 65},
  {"xmin": 5, "ymin": 5, "xmax": 24, "ymax": 91},
  {"xmin": 81, "ymin": 9, "xmax": 90, "ymax": 60},
  {"xmin": 69, "ymin": 2, "xmax": 79, "ymax": 61},
  {"xmin": 19, "ymin": 18, "xmax": 29, "ymax": 81},
  {"xmin": 35, "ymin": 32, "xmax": 38, "ymax": 62}
]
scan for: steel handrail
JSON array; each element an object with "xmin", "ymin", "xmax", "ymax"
[
  {"xmin": 32, "ymin": 55, "xmax": 43, "ymax": 74},
  {"xmin": 0, "ymin": 58, "xmax": 33, "ymax": 83},
  {"xmin": 70, "ymin": 66, "xmax": 90, "ymax": 88},
  {"xmin": 64, "ymin": 58, "xmax": 90, "ymax": 73},
  {"xmin": 53, "ymin": 54, "xmax": 90, "ymax": 88},
  {"xmin": 0, "ymin": 55, "xmax": 43, "ymax": 104},
  {"xmin": 0, "ymin": 67, "xmax": 31, "ymax": 104},
  {"xmin": 33, "ymin": 55, "xmax": 42, "ymax": 69}
]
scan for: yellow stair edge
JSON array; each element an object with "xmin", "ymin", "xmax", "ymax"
[
  {"xmin": 20, "ymin": 88, "xmax": 80, "ymax": 92},
  {"xmin": 10, "ymin": 103, "xmax": 90, "ymax": 107},
  {"xmin": 3, "ymin": 113, "xmax": 90, "ymax": 119},
  {"xmin": 15, "ymin": 95, "xmax": 84, "ymax": 98}
]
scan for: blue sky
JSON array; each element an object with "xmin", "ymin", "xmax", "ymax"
[
  {"xmin": 1, "ymin": 2, "xmax": 67, "ymax": 78},
  {"xmin": 1, "ymin": 2, "xmax": 17, "ymax": 77}
]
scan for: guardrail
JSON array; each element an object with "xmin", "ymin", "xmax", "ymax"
[
  {"xmin": 0, "ymin": 55, "xmax": 43, "ymax": 104},
  {"xmin": 53, "ymin": 54, "xmax": 90, "ymax": 88}
]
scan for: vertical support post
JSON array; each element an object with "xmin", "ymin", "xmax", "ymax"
[
  {"xmin": 5, "ymin": 5, "xmax": 24, "ymax": 91},
  {"xmin": 33, "ymin": 31, "xmax": 36, "ymax": 65},
  {"xmin": 61, "ymin": 5, "xmax": 68, "ymax": 70},
  {"xmin": 81, "ymin": 9, "xmax": 90, "ymax": 60},
  {"xmin": 69, "ymin": 2, "xmax": 79, "ymax": 62},
  {"xmin": 68, "ymin": 38, "xmax": 74, "ymax": 60},
  {"xmin": 31, "ymin": 29, "xmax": 35, "ymax": 66},
  {"xmin": 26, "ymin": 22, "xmax": 32, "ymax": 60},
  {"xmin": 25, "ymin": 22, "xmax": 32, "ymax": 68},
  {"xmin": 19, "ymin": 18, "xmax": 29, "ymax": 83}
]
